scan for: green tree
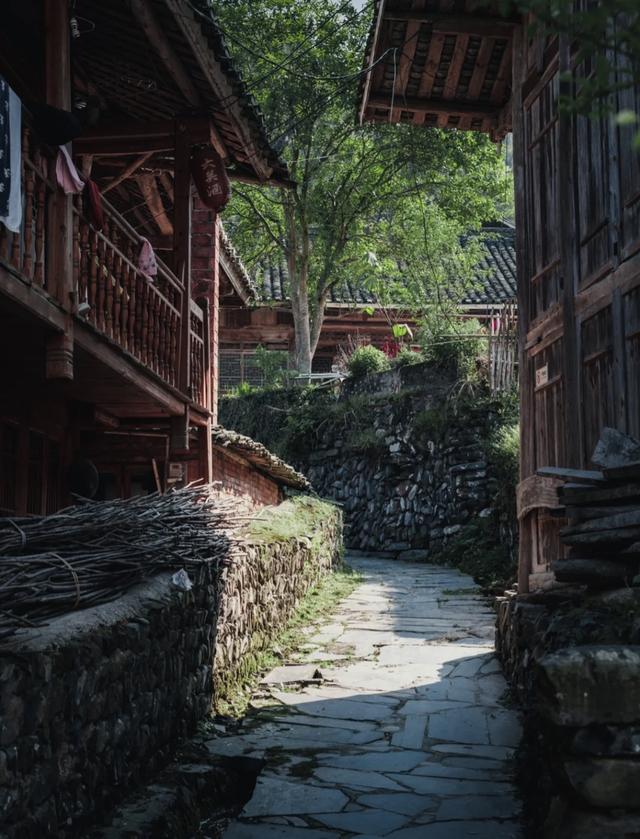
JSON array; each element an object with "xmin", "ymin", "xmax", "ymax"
[{"xmin": 215, "ymin": 0, "xmax": 511, "ymax": 374}]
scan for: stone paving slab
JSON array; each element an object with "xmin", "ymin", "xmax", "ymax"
[{"xmin": 221, "ymin": 555, "xmax": 522, "ymax": 838}]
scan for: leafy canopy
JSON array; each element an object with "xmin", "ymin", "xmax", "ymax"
[{"xmin": 214, "ymin": 0, "xmax": 512, "ymax": 368}]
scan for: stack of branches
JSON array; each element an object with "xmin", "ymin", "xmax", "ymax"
[
  {"xmin": 538, "ymin": 428, "xmax": 640, "ymax": 589},
  {"xmin": 0, "ymin": 486, "xmax": 247, "ymax": 642}
]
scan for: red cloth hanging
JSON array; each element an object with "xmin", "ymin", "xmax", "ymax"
[{"xmin": 84, "ymin": 179, "xmax": 104, "ymax": 231}]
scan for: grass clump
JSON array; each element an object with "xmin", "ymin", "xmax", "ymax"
[
  {"xmin": 214, "ymin": 565, "xmax": 362, "ymax": 717},
  {"xmin": 245, "ymin": 496, "xmax": 339, "ymax": 547},
  {"xmin": 347, "ymin": 345, "xmax": 391, "ymax": 379},
  {"xmin": 391, "ymin": 346, "xmax": 424, "ymax": 368}
]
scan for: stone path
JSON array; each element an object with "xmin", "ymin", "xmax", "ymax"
[{"xmin": 208, "ymin": 555, "xmax": 522, "ymax": 838}]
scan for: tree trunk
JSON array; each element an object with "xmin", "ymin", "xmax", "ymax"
[{"xmin": 285, "ymin": 196, "xmax": 313, "ymax": 376}]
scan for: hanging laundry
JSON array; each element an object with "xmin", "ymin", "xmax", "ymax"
[
  {"xmin": 137, "ymin": 237, "xmax": 157, "ymax": 281},
  {"xmin": 84, "ymin": 178, "xmax": 104, "ymax": 230},
  {"xmin": 0, "ymin": 77, "xmax": 22, "ymax": 233},
  {"xmin": 0, "ymin": 78, "xmax": 9, "ymax": 217},
  {"xmin": 56, "ymin": 145, "xmax": 84, "ymax": 194}
]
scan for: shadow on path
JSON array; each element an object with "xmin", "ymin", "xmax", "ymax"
[{"xmin": 203, "ymin": 555, "xmax": 523, "ymax": 839}]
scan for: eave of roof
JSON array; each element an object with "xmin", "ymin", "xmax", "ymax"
[
  {"xmin": 211, "ymin": 427, "xmax": 311, "ymax": 491},
  {"xmin": 73, "ymin": 0, "xmax": 290, "ymax": 186},
  {"xmin": 219, "ymin": 225, "xmax": 258, "ymax": 304},
  {"xmin": 357, "ymin": 0, "xmax": 516, "ymax": 138}
]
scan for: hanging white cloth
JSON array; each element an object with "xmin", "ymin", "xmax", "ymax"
[{"xmin": 0, "ymin": 86, "xmax": 22, "ymax": 233}]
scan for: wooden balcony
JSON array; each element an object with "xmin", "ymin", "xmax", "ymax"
[{"xmin": 0, "ymin": 122, "xmax": 210, "ymax": 415}]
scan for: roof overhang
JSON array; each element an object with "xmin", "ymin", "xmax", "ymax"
[{"xmin": 358, "ymin": 0, "xmax": 517, "ymax": 138}]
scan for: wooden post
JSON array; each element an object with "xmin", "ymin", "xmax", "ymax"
[
  {"xmin": 210, "ymin": 215, "xmax": 220, "ymax": 425},
  {"xmin": 512, "ymin": 25, "xmax": 532, "ymax": 594},
  {"xmin": 174, "ymin": 119, "xmax": 192, "ymax": 399},
  {"xmin": 45, "ymin": 0, "xmax": 74, "ymax": 380},
  {"xmin": 558, "ymin": 34, "xmax": 582, "ymax": 467}
]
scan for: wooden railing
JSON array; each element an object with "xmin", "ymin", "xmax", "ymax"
[
  {"xmin": 0, "ymin": 116, "xmax": 210, "ymax": 412},
  {"xmin": 0, "ymin": 124, "xmax": 56, "ymax": 295}
]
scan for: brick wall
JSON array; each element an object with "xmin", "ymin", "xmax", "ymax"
[{"xmin": 212, "ymin": 446, "xmax": 281, "ymax": 507}]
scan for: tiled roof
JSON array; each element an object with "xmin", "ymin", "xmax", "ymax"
[
  {"xmin": 211, "ymin": 427, "xmax": 311, "ymax": 491},
  {"xmin": 256, "ymin": 224, "xmax": 517, "ymax": 308},
  {"xmin": 219, "ymin": 225, "xmax": 258, "ymax": 303}
]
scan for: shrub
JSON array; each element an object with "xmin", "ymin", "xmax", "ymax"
[
  {"xmin": 418, "ymin": 317, "xmax": 486, "ymax": 380},
  {"xmin": 347, "ymin": 345, "xmax": 391, "ymax": 379},
  {"xmin": 392, "ymin": 347, "xmax": 424, "ymax": 368},
  {"xmin": 254, "ymin": 344, "xmax": 290, "ymax": 387}
]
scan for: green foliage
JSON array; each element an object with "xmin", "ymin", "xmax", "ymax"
[
  {"xmin": 392, "ymin": 347, "xmax": 424, "ymax": 368},
  {"xmin": 214, "ymin": 0, "xmax": 513, "ymax": 372},
  {"xmin": 227, "ymin": 381, "xmax": 255, "ymax": 398},
  {"xmin": 344, "ymin": 428, "xmax": 385, "ymax": 456},
  {"xmin": 489, "ymin": 423, "xmax": 519, "ymax": 487},
  {"xmin": 346, "ymin": 345, "xmax": 391, "ymax": 379},
  {"xmin": 429, "ymin": 519, "xmax": 515, "ymax": 592},
  {"xmin": 254, "ymin": 344, "xmax": 290, "ymax": 387},
  {"xmin": 418, "ymin": 316, "xmax": 486, "ymax": 380}
]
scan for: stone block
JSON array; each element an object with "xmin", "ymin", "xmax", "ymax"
[
  {"xmin": 537, "ymin": 645, "xmax": 640, "ymax": 725},
  {"xmin": 564, "ymin": 757, "xmax": 640, "ymax": 807}
]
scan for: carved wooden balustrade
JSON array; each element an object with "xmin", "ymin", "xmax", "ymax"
[
  {"xmin": 0, "ymin": 124, "xmax": 56, "ymax": 294},
  {"xmin": 0, "ymin": 116, "xmax": 210, "ymax": 413},
  {"xmin": 72, "ymin": 198, "xmax": 209, "ymax": 410}
]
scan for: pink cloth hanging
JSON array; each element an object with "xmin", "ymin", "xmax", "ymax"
[
  {"xmin": 137, "ymin": 237, "xmax": 157, "ymax": 280},
  {"xmin": 55, "ymin": 145, "xmax": 84, "ymax": 194}
]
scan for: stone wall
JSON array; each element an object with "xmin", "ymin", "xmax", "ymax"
[
  {"xmin": 0, "ymin": 567, "xmax": 218, "ymax": 839},
  {"xmin": 218, "ymin": 363, "xmax": 517, "ymax": 564},
  {"xmin": 496, "ymin": 590, "xmax": 640, "ymax": 837},
  {"xmin": 214, "ymin": 497, "xmax": 343, "ymax": 697},
  {"xmin": 305, "ymin": 388, "xmax": 499, "ymax": 555},
  {"xmin": 0, "ymin": 497, "xmax": 341, "ymax": 838}
]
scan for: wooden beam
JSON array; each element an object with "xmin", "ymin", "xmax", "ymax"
[
  {"xmin": 74, "ymin": 121, "xmax": 174, "ymax": 156},
  {"xmin": 368, "ymin": 93, "xmax": 500, "ymax": 119},
  {"xmin": 443, "ymin": 34, "xmax": 470, "ymax": 100},
  {"xmin": 103, "ymin": 152, "xmax": 154, "ymax": 194},
  {"xmin": 418, "ymin": 32, "xmax": 446, "ymax": 98},
  {"xmin": 130, "ymin": 0, "xmax": 202, "ymax": 107},
  {"xmin": 165, "ymin": 0, "xmax": 272, "ymax": 182},
  {"xmin": 135, "ymin": 173, "xmax": 174, "ymax": 236},
  {"xmin": 384, "ymin": 11, "xmax": 518, "ymax": 37}
]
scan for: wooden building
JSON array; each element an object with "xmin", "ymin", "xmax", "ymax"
[
  {"xmin": 359, "ymin": 0, "xmax": 640, "ymax": 590},
  {"xmin": 219, "ymin": 223, "xmax": 517, "ymax": 388},
  {"xmin": 0, "ymin": 0, "xmax": 289, "ymax": 514}
]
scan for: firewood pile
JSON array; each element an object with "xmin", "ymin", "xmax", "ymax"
[
  {"xmin": 0, "ymin": 486, "xmax": 245, "ymax": 641},
  {"xmin": 539, "ymin": 428, "xmax": 640, "ymax": 588}
]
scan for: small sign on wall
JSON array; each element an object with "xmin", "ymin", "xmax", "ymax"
[
  {"xmin": 535, "ymin": 364, "xmax": 549, "ymax": 388},
  {"xmin": 167, "ymin": 462, "xmax": 185, "ymax": 485}
]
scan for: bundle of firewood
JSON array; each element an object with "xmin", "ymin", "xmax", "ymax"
[
  {"xmin": 0, "ymin": 486, "xmax": 247, "ymax": 641},
  {"xmin": 538, "ymin": 428, "xmax": 640, "ymax": 588}
]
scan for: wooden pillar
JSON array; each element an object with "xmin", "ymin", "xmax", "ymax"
[
  {"xmin": 174, "ymin": 120, "xmax": 192, "ymax": 400},
  {"xmin": 512, "ymin": 25, "xmax": 532, "ymax": 594},
  {"xmin": 198, "ymin": 421, "xmax": 213, "ymax": 484},
  {"xmin": 45, "ymin": 0, "xmax": 74, "ymax": 380},
  {"xmin": 210, "ymin": 215, "xmax": 220, "ymax": 425},
  {"xmin": 558, "ymin": 34, "xmax": 582, "ymax": 467}
]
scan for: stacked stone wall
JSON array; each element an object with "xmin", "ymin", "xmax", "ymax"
[
  {"xmin": 0, "ymin": 498, "xmax": 341, "ymax": 838},
  {"xmin": 496, "ymin": 591, "xmax": 640, "ymax": 837}
]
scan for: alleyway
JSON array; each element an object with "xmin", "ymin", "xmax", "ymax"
[{"xmin": 208, "ymin": 555, "xmax": 523, "ymax": 838}]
